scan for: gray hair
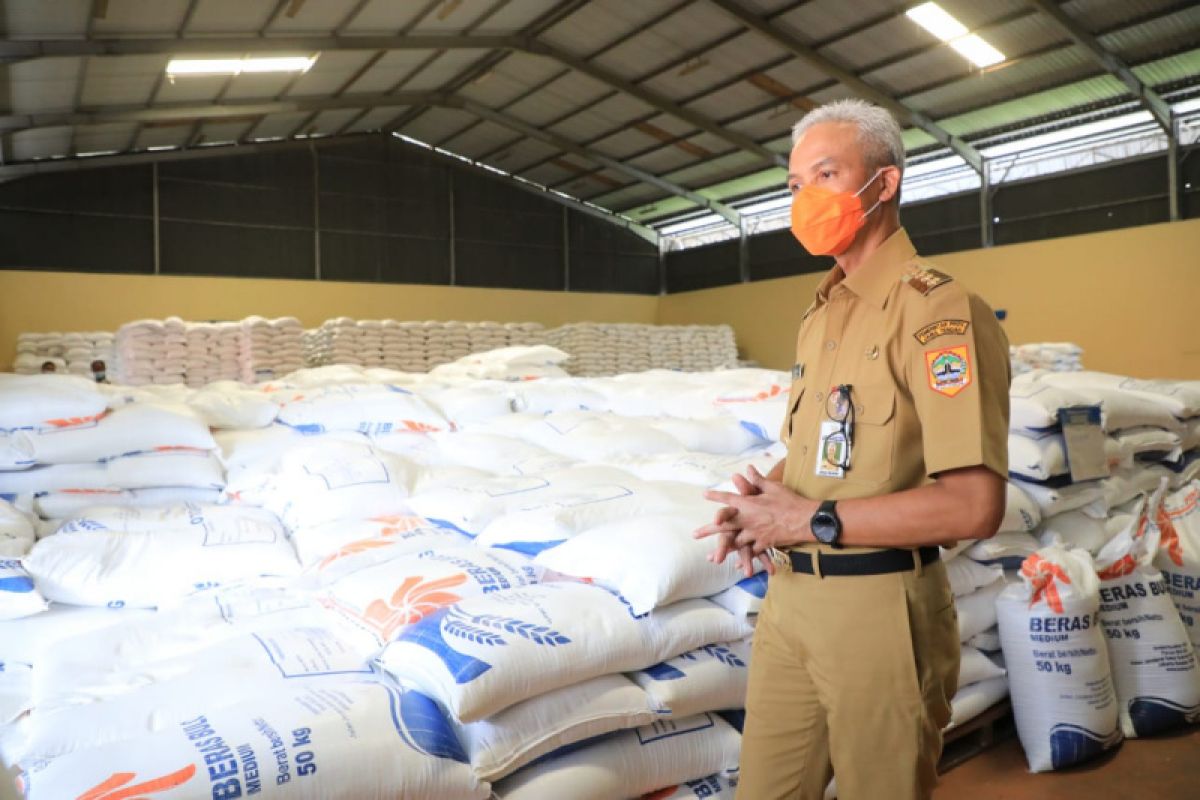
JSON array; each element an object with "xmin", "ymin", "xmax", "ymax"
[{"xmin": 791, "ymin": 99, "xmax": 906, "ymax": 175}]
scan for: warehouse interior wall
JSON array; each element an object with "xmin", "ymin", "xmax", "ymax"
[
  {"xmin": 3, "ymin": 218, "xmax": 1199, "ymax": 380},
  {"xmin": 0, "ymin": 270, "xmax": 659, "ymax": 366},
  {"xmin": 658, "ymin": 217, "xmax": 1200, "ymax": 380}
]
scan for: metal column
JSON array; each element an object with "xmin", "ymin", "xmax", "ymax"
[
  {"xmin": 152, "ymin": 161, "xmax": 161, "ymax": 274},
  {"xmin": 562, "ymin": 206, "xmax": 570, "ymax": 291},
  {"xmin": 738, "ymin": 220, "xmax": 750, "ymax": 282},
  {"xmin": 1168, "ymin": 117, "xmax": 1181, "ymax": 223},
  {"xmin": 310, "ymin": 142, "xmax": 321, "ymax": 280},
  {"xmin": 447, "ymin": 168, "xmax": 457, "ymax": 286},
  {"xmin": 979, "ymin": 159, "xmax": 994, "ymax": 248}
]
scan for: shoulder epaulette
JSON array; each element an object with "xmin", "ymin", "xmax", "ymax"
[{"xmin": 901, "ymin": 265, "xmax": 953, "ymax": 296}]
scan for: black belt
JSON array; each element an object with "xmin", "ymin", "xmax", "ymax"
[{"xmin": 788, "ymin": 546, "xmax": 939, "ymax": 577}]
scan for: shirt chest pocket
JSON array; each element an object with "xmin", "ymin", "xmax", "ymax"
[
  {"xmin": 783, "ymin": 379, "xmax": 805, "ymax": 443},
  {"xmin": 846, "ymin": 383, "xmax": 897, "ymax": 487}
]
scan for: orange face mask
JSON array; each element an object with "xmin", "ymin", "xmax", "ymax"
[{"xmin": 790, "ymin": 169, "xmax": 884, "ymax": 256}]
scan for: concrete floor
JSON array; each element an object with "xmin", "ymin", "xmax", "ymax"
[{"xmin": 937, "ymin": 726, "xmax": 1200, "ymax": 799}]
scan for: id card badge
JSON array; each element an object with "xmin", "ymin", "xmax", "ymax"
[{"xmin": 815, "ymin": 419, "xmax": 848, "ymax": 479}]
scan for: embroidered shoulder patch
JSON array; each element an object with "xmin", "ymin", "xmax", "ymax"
[
  {"xmin": 913, "ymin": 319, "xmax": 970, "ymax": 345},
  {"xmin": 925, "ymin": 345, "xmax": 971, "ymax": 397},
  {"xmin": 902, "ymin": 266, "xmax": 953, "ymax": 296}
]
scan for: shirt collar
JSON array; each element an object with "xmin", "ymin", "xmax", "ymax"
[{"xmin": 812, "ymin": 227, "xmax": 918, "ymax": 310}]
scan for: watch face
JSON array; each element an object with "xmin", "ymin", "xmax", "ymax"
[{"xmin": 813, "ymin": 513, "xmax": 837, "ymax": 544}]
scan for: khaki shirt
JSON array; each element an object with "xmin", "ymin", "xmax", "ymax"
[{"xmin": 780, "ymin": 227, "xmax": 1010, "ymax": 537}]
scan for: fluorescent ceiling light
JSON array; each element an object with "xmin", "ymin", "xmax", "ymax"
[
  {"xmin": 166, "ymin": 56, "xmax": 316, "ymax": 76},
  {"xmin": 906, "ymin": 2, "xmax": 1005, "ymax": 68},
  {"xmin": 950, "ymin": 34, "xmax": 1005, "ymax": 68},
  {"xmin": 906, "ymin": 2, "xmax": 967, "ymax": 41}
]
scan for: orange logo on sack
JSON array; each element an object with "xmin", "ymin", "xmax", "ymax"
[
  {"xmin": 1158, "ymin": 506, "xmax": 1185, "ymax": 568},
  {"xmin": 317, "ymin": 515, "xmax": 431, "ymax": 572},
  {"xmin": 357, "ymin": 574, "xmax": 467, "ymax": 640},
  {"xmin": 77, "ymin": 764, "xmax": 196, "ymax": 800},
  {"xmin": 714, "ymin": 384, "xmax": 784, "ymax": 404},
  {"xmin": 45, "ymin": 412, "xmax": 107, "ymax": 429},
  {"xmin": 1022, "ymin": 554, "xmax": 1072, "ymax": 614}
]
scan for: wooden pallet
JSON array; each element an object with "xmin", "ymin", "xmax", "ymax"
[{"xmin": 938, "ymin": 699, "xmax": 1015, "ymax": 773}]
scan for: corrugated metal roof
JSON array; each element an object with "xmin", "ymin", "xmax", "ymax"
[{"xmin": 0, "ymin": 0, "xmax": 1195, "ymax": 234}]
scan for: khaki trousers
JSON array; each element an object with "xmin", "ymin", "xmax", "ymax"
[{"xmin": 736, "ymin": 553, "xmax": 960, "ymax": 800}]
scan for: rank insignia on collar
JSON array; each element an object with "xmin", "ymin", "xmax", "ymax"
[{"xmin": 902, "ymin": 266, "xmax": 953, "ymax": 296}]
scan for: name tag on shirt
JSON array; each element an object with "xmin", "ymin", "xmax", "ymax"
[{"xmin": 815, "ymin": 419, "xmax": 848, "ymax": 479}]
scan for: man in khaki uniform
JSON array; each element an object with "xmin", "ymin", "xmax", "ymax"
[{"xmin": 697, "ymin": 99, "xmax": 1010, "ymax": 799}]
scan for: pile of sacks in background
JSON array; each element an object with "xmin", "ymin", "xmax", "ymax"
[
  {"xmin": 9, "ymin": 332, "xmax": 114, "ymax": 376},
  {"xmin": 547, "ymin": 323, "xmax": 738, "ymax": 376},
  {"xmin": 3, "ymin": 357, "xmax": 1199, "ymax": 798},
  {"xmin": 112, "ymin": 316, "xmax": 304, "ymax": 386},
  {"xmin": 1010, "ymin": 342, "xmax": 1084, "ymax": 375},
  {"xmin": 304, "ymin": 319, "xmax": 548, "ymax": 372}
]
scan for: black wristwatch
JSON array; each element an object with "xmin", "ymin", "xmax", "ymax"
[{"xmin": 810, "ymin": 500, "xmax": 843, "ymax": 548}]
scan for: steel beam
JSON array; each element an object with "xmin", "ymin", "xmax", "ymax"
[
  {"xmin": 1026, "ymin": 0, "xmax": 1173, "ymax": 132},
  {"xmin": 455, "ymin": 97, "xmax": 742, "ymax": 225},
  {"xmin": 705, "ymin": 0, "xmax": 983, "ymax": 173}
]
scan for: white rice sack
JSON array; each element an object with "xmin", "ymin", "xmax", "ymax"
[
  {"xmin": 291, "ymin": 514, "xmax": 466, "ymax": 572},
  {"xmin": 274, "ymin": 383, "xmax": 450, "ymax": 434},
  {"xmin": 33, "ymin": 487, "xmax": 223, "ymax": 519},
  {"xmin": 600, "ymin": 447, "xmax": 781, "ymax": 488},
  {"xmin": 966, "ymin": 531, "xmax": 1040, "ymax": 569},
  {"xmin": 17, "ymin": 679, "xmax": 488, "ymax": 800},
  {"xmin": 18, "ymin": 623, "xmax": 380, "ymax": 762},
  {"xmin": 947, "ymin": 557, "xmax": 1004, "ymax": 598},
  {"xmin": 24, "ymin": 505, "xmax": 299, "ymax": 608},
  {"xmin": 1095, "ymin": 492, "xmax": 1200, "ymax": 737},
  {"xmin": 652, "ymin": 416, "xmax": 769, "ymax": 455},
  {"xmin": 0, "ymin": 430, "xmax": 36, "ymax": 471},
  {"xmin": 519, "ymin": 411, "xmax": 686, "ymax": 461},
  {"xmin": 509, "ymin": 379, "xmax": 609, "ymax": 415},
  {"xmin": 188, "ymin": 383, "xmax": 279, "ymax": 429},
  {"xmin": 320, "ymin": 547, "xmax": 542, "ymax": 645},
  {"xmin": 104, "ymin": 451, "xmax": 226, "ymax": 489},
  {"xmin": 380, "ymin": 583, "xmax": 752, "ymax": 722},
  {"xmin": 476, "ymin": 481, "xmax": 703, "ymax": 558},
  {"xmin": 1015, "ymin": 478, "xmax": 1107, "ymax": 518},
  {"xmin": 403, "ymin": 466, "xmax": 638, "ymax": 537},
  {"xmin": 957, "ymin": 576, "xmax": 1007, "ymax": 643},
  {"xmin": 629, "ymin": 639, "xmax": 752, "ymax": 719},
  {"xmin": 642, "ymin": 774, "xmax": 740, "ymax": 799},
  {"xmin": 1040, "ymin": 372, "xmax": 1200, "ymax": 422},
  {"xmin": 426, "ymin": 432, "xmax": 575, "ymax": 476},
  {"xmin": 0, "ymin": 558, "xmax": 46, "ymax": 621},
  {"xmin": 1008, "ymin": 376, "xmax": 1090, "ymax": 435},
  {"xmin": 0, "ymin": 661, "xmax": 33, "ymax": 725},
  {"xmin": 958, "ymin": 645, "xmax": 1006, "ymax": 689},
  {"xmin": 264, "ymin": 441, "xmax": 416, "ymax": 529},
  {"xmin": 1000, "ymin": 482, "xmax": 1041, "ymax": 534},
  {"xmin": 1158, "ymin": 481, "xmax": 1200, "ymax": 648},
  {"xmin": 0, "ymin": 374, "xmax": 107, "ymax": 432},
  {"xmin": 1037, "ymin": 510, "xmax": 1131, "ymax": 555},
  {"xmin": 709, "ymin": 572, "xmax": 768, "ymax": 617},
  {"xmin": 22, "ymin": 403, "xmax": 216, "ymax": 465},
  {"xmin": 1114, "ymin": 427, "xmax": 1183, "ymax": 464},
  {"xmin": 492, "ymin": 713, "xmax": 740, "ymax": 800},
  {"xmin": 947, "ymin": 676, "xmax": 1009, "ymax": 730},
  {"xmin": 0, "ymin": 500, "xmax": 35, "ymax": 558},
  {"xmin": 998, "ymin": 546, "xmax": 1121, "ymax": 772},
  {"xmin": 419, "ymin": 383, "xmax": 514, "ymax": 428},
  {"xmin": 457, "ymin": 674, "xmax": 657, "ymax": 782},
  {"xmin": 1008, "ymin": 432, "xmax": 1070, "ymax": 484},
  {"xmin": 969, "ymin": 626, "xmax": 1001, "ymax": 653},
  {"xmin": 534, "ymin": 513, "xmax": 751, "ymax": 614}
]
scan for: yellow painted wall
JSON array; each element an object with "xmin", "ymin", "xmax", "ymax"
[
  {"xmin": 0, "ymin": 271, "xmax": 658, "ymax": 366},
  {"xmin": 4, "ymin": 219, "xmax": 1199, "ymax": 380},
  {"xmin": 659, "ymin": 218, "xmax": 1200, "ymax": 380}
]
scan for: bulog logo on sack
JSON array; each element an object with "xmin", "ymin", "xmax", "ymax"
[{"xmin": 1022, "ymin": 553, "xmax": 1072, "ymax": 613}]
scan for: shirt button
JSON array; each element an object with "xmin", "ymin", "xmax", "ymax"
[
  {"xmin": 825, "ymin": 340, "xmax": 837, "ymax": 351},
  {"xmin": 815, "ymin": 391, "xmax": 824, "ymax": 402}
]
